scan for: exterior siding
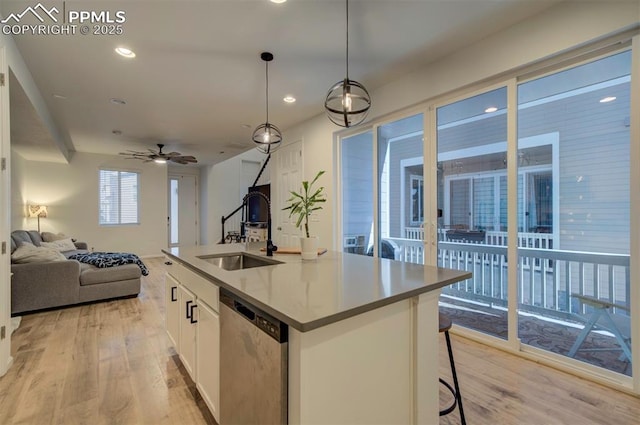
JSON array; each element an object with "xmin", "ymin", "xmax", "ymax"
[{"xmin": 437, "ymin": 80, "xmax": 630, "ymax": 255}]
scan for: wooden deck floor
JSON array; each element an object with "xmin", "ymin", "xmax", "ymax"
[{"xmin": 0, "ymin": 256, "xmax": 638, "ymax": 424}]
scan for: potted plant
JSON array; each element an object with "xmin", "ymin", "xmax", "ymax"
[{"xmin": 282, "ymin": 170, "xmax": 327, "ymax": 259}]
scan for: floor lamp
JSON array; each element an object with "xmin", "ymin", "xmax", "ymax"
[{"xmin": 28, "ymin": 205, "xmax": 48, "ymax": 233}]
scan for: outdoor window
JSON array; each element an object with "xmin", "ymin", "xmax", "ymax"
[
  {"xmin": 445, "ymin": 166, "xmax": 552, "ymax": 232},
  {"xmin": 409, "ymin": 175, "xmax": 424, "ymax": 225},
  {"xmin": 99, "ymin": 169, "xmax": 139, "ymax": 225}
]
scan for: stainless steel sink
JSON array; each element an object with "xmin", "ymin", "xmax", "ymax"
[{"xmin": 197, "ymin": 252, "xmax": 282, "ymax": 271}]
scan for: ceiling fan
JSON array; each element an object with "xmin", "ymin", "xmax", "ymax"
[{"xmin": 119, "ymin": 144, "xmax": 198, "ymax": 165}]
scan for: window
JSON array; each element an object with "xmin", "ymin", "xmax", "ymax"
[
  {"xmin": 445, "ymin": 166, "xmax": 552, "ymax": 232},
  {"xmin": 409, "ymin": 175, "xmax": 424, "ymax": 225},
  {"xmin": 99, "ymin": 169, "xmax": 139, "ymax": 225}
]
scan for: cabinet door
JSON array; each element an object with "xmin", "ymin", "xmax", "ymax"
[
  {"xmin": 165, "ymin": 273, "xmax": 180, "ymax": 348},
  {"xmin": 179, "ymin": 285, "xmax": 197, "ymax": 379},
  {"xmin": 196, "ymin": 301, "xmax": 220, "ymax": 423}
]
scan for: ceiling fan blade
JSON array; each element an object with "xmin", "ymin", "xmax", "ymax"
[
  {"xmin": 119, "ymin": 144, "xmax": 196, "ymax": 164},
  {"xmin": 169, "ymin": 156, "xmax": 197, "ymax": 164}
]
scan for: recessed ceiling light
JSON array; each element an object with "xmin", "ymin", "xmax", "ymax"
[
  {"xmin": 599, "ymin": 96, "xmax": 616, "ymax": 103},
  {"xmin": 110, "ymin": 98, "xmax": 126, "ymax": 105},
  {"xmin": 270, "ymin": 0, "xmax": 287, "ymax": 3},
  {"xmin": 283, "ymin": 95, "xmax": 296, "ymax": 103},
  {"xmin": 52, "ymin": 94, "xmax": 67, "ymax": 99},
  {"xmin": 484, "ymin": 106, "xmax": 498, "ymax": 113},
  {"xmin": 115, "ymin": 47, "xmax": 136, "ymax": 58}
]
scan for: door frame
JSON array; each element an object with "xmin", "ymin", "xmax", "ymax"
[{"xmin": 168, "ymin": 172, "xmax": 200, "ymax": 248}]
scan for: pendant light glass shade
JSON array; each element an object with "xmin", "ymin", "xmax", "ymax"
[
  {"xmin": 252, "ymin": 122, "xmax": 282, "ymax": 154},
  {"xmin": 253, "ymin": 52, "xmax": 282, "ymax": 154},
  {"xmin": 324, "ymin": 0, "xmax": 371, "ymax": 128}
]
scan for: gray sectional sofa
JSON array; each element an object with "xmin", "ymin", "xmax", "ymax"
[{"xmin": 10, "ymin": 230, "xmax": 141, "ymax": 315}]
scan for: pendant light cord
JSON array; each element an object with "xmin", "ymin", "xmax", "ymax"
[
  {"xmin": 265, "ymin": 60, "xmax": 269, "ymax": 124},
  {"xmin": 345, "ymin": 0, "xmax": 349, "ymax": 80}
]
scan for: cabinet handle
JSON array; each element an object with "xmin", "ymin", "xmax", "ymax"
[
  {"xmin": 189, "ymin": 304, "xmax": 198, "ymax": 324},
  {"xmin": 186, "ymin": 300, "xmax": 193, "ymax": 319},
  {"xmin": 171, "ymin": 286, "xmax": 177, "ymax": 302}
]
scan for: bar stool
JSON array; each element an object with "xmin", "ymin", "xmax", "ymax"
[{"xmin": 439, "ymin": 312, "xmax": 466, "ymax": 424}]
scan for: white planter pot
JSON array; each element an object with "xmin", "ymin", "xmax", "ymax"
[{"xmin": 300, "ymin": 237, "xmax": 318, "ymax": 260}]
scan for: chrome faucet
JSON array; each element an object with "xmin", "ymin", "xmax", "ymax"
[{"xmin": 243, "ymin": 191, "xmax": 278, "ymax": 256}]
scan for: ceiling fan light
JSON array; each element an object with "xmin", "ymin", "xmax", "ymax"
[
  {"xmin": 325, "ymin": 78, "xmax": 371, "ymax": 127},
  {"xmin": 154, "ymin": 158, "xmax": 167, "ymax": 164}
]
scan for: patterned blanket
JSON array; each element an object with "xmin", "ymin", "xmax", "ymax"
[{"xmin": 69, "ymin": 252, "xmax": 149, "ymax": 276}]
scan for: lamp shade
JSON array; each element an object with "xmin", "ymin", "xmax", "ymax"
[
  {"xmin": 28, "ymin": 205, "xmax": 48, "ymax": 218},
  {"xmin": 324, "ymin": 0, "xmax": 371, "ymax": 128},
  {"xmin": 252, "ymin": 123, "xmax": 282, "ymax": 154},
  {"xmin": 325, "ymin": 78, "xmax": 371, "ymax": 127},
  {"xmin": 253, "ymin": 52, "xmax": 282, "ymax": 154}
]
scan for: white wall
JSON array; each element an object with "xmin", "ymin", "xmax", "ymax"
[
  {"xmin": 202, "ymin": 149, "xmax": 270, "ymax": 244},
  {"xmin": 12, "ymin": 151, "xmax": 168, "ymax": 256}
]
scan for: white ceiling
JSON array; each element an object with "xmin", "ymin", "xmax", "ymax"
[{"xmin": 2, "ymin": 0, "xmax": 560, "ymax": 166}]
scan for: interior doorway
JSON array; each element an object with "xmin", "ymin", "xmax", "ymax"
[
  {"xmin": 168, "ymin": 174, "xmax": 199, "ymax": 247},
  {"xmin": 274, "ymin": 140, "xmax": 303, "ymax": 248}
]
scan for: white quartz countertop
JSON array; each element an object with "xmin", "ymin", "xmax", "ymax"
[{"xmin": 162, "ymin": 244, "xmax": 471, "ymax": 332}]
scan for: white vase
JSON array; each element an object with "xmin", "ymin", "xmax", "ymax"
[{"xmin": 300, "ymin": 236, "xmax": 318, "ymax": 260}]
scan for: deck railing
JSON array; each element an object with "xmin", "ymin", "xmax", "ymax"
[
  {"xmin": 441, "ymin": 243, "xmax": 630, "ymax": 317},
  {"xmin": 385, "ymin": 237, "xmax": 630, "ymax": 318}
]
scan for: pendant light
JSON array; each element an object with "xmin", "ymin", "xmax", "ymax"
[
  {"xmin": 324, "ymin": 0, "xmax": 371, "ymax": 128},
  {"xmin": 253, "ymin": 52, "xmax": 282, "ymax": 154}
]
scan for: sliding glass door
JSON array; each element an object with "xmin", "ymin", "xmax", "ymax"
[
  {"xmin": 436, "ymin": 87, "xmax": 510, "ymax": 339},
  {"xmin": 340, "ymin": 113, "xmax": 424, "ymax": 263},
  {"xmin": 377, "ymin": 113, "xmax": 424, "ymax": 262},
  {"xmin": 517, "ymin": 50, "xmax": 632, "ymax": 375},
  {"xmin": 341, "ymin": 131, "xmax": 373, "ymax": 256}
]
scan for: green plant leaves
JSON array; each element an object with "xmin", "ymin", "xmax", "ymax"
[{"xmin": 282, "ymin": 170, "xmax": 327, "ymax": 238}]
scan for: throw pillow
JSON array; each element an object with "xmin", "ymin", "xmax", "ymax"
[
  {"xmin": 41, "ymin": 232, "xmax": 68, "ymax": 242},
  {"xmin": 11, "ymin": 243, "xmax": 67, "ymax": 263},
  {"xmin": 40, "ymin": 238, "xmax": 77, "ymax": 252}
]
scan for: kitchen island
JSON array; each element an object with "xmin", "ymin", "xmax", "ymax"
[{"xmin": 163, "ymin": 243, "xmax": 470, "ymax": 425}]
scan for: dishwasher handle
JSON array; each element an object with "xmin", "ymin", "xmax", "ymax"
[{"xmin": 234, "ymin": 300, "xmax": 256, "ymax": 321}]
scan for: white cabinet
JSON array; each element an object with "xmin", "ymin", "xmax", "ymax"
[
  {"xmin": 179, "ymin": 285, "xmax": 197, "ymax": 378},
  {"xmin": 165, "ymin": 273, "xmax": 180, "ymax": 347},
  {"xmin": 196, "ymin": 300, "xmax": 220, "ymax": 420},
  {"xmin": 164, "ymin": 262, "xmax": 220, "ymax": 423}
]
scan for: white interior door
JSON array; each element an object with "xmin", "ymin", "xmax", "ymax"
[
  {"xmin": 274, "ymin": 140, "xmax": 302, "ymax": 248},
  {"xmin": 0, "ymin": 47, "xmax": 12, "ymax": 376},
  {"xmin": 169, "ymin": 174, "xmax": 198, "ymax": 247}
]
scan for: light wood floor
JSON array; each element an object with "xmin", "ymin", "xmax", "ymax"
[{"xmin": 0, "ymin": 257, "xmax": 638, "ymax": 424}]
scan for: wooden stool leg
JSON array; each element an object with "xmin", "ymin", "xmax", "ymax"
[{"xmin": 445, "ymin": 330, "xmax": 466, "ymax": 425}]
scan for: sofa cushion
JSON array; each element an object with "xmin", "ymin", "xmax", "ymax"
[
  {"xmin": 63, "ymin": 249, "xmax": 90, "ymax": 258},
  {"xmin": 80, "ymin": 263, "xmax": 141, "ymax": 286},
  {"xmin": 11, "ymin": 243, "xmax": 67, "ymax": 263},
  {"xmin": 27, "ymin": 230, "xmax": 43, "ymax": 246},
  {"xmin": 11, "ymin": 230, "xmax": 34, "ymax": 248},
  {"xmin": 41, "ymin": 231, "xmax": 69, "ymax": 242},
  {"xmin": 10, "ymin": 237, "xmax": 16, "ymax": 254},
  {"xmin": 41, "ymin": 238, "xmax": 77, "ymax": 252}
]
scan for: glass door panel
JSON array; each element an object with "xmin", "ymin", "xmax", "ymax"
[
  {"xmin": 517, "ymin": 50, "xmax": 632, "ymax": 376},
  {"xmin": 341, "ymin": 131, "xmax": 373, "ymax": 256},
  {"xmin": 376, "ymin": 113, "xmax": 424, "ymax": 263},
  {"xmin": 436, "ymin": 87, "xmax": 509, "ymax": 339}
]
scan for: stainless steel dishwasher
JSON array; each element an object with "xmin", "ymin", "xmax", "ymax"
[{"xmin": 219, "ymin": 288, "xmax": 288, "ymax": 425}]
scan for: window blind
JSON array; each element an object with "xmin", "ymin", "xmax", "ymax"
[{"xmin": 99, "ymin": 169, "xmax": 139, "ymax": 225}]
